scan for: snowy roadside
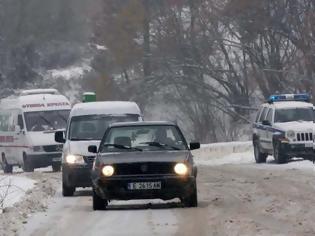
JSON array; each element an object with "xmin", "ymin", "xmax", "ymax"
[
  {"xmin": 0, "ymin": 171, "xmax": 60, "ymax": 236},
  {"xmin": 0, "ymin": 175, "xmax": 35, "ymax": 211}
]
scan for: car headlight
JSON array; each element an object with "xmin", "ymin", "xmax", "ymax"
[
  {"xmin": 102, "ymin": 165, "xmax": 114, "ymax": 177},
  {"xmin": 33, "ymin": 146, "xmax": 44, "ymax": 152},
  {"xmin": 65, "ymin": 154, "xmax": 85, "ymax": 164},
  {"xmin": 174, "ymin": 163, "xmax": 188, "ymax": 175},
  {"xmin": 286, "ymin": 130, "xmax": 295, "ymax": 139}
]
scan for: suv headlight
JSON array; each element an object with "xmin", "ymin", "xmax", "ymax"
[
  {"xmin": 286, "ymin": 130, "xmax": 295, "ymax": 139},
  {"xmin": 65, "ymin": 154, "xmax": 85, "ymax": 164}
]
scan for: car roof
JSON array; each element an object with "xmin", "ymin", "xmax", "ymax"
[
  {"xmin": 109, "ymin": 121, "xmax": 176, "ymax": 128},
  {"xmin": 262, "ymin": 101, "xmax": 313, "ymax": 109}
]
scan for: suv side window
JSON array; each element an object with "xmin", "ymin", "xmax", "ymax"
[
  {"xmin": 266, "ymin": 108, "xmax": 273, "ymax": 124},
  {"xmin": 259, "ymin": 107, "xmax": 268, "ymax": 122},
  {"xmin": 255, "ymin": 107, "xmax": 263, "ymax": 122}
]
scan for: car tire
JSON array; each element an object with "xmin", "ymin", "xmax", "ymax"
[
  {"xmin": 62, "ymin": 182, "xmax": 75, "ymax": 197},
  {"xmin": 52, "ymin": 163, "xmax": 61, "ymax": 172},
  {"xmin": 253, "ymin": 142, "xmax": 267, "ymax": 163},
  {"xmin": 182, "ymin": 183, "xmax": 198, "ymax": 208},
  {"xmin": 2, "ymin": 154, "xmax": 13, "ymax": 174},
  {"xmin": 93, "ymin": 189, "xmax": 108, "ymax": 210},
  {"xmin": 273, "ymin": 142, "xmax": 287, "ymax": 164},
  {"xmin": 22, "ymin": 153, "xmax": 34, "ymax": 172}
]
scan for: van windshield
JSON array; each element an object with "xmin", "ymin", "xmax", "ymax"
[
  {"xmin": 69, "ymin": 114, "xmax": 140, "ymax": 141},
  {"xmin": 24, "ymin": 110, "xmax": 70, "ymax": 132}
]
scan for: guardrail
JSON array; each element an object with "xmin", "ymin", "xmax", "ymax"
[{"xmin": 192, "ymin": 141, "xmax": 252, "ymax": 160}]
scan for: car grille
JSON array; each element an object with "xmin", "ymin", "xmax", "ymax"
[
  {"xmin": 113, "ymin": 162, "xmax": 176, "ymax": 176},
  {"xmin": 43, "ymin": 145, "xmax": 63, "ymax": 152},
  {"xmin": 84, "ymin": 156, "xmax": 96, "ymax": 164},
  {"xmin": 296, "ymin": 132, "xmax": 313, "ymax": 141}
]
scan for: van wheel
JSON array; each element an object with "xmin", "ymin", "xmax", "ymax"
[
  {"xmin": 22, "ymin": 153, "xmax": 34, "ymax": 172},
  {"xmin": 2, "ymin": 154, "xmax": 13, "ymax": 174},
  {"xmin": 93, "ymin": 189, "xmax": 108, "ymax": 210},
  {"xmin": 52, "ymin": 163, "xmax": 61, "ymax": 172},
  {"xmin": 62, "ymin": 182, "xmax": 75, "ymax": 197}
]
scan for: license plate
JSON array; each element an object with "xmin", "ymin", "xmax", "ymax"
[
  {"xmin": 305, "ymin": 143, "xmax": 313, "ymax": 148},
  {"xmin": 128, "ymin": 182, "xmax": 161, "ymax": 190},
  {"xmin": 52, "ymin": 157, "xmax": 61, "ymax": 162}
]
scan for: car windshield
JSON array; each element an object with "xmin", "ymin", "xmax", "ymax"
[
  {"xmin": 24, "ymin": 110, "xmax": 70, "ymax": 132},
  {"xmin": 274, "ymin": 108, "xmax": 313, "ymax": 123},
  {"xmin": 69, "ymin": 114, "xmax": 140, "ymax": 141},
  {"xmin": 100, "ymin": 125, "xmax": 188, "ymax": 153}
]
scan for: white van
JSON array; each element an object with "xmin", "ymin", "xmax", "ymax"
[
  {"xmin": 0, "ymin": 89, "xmax": 71, "ymax": 173},
  {"xmin": 55, "ymin": 101, "xmax": 142, "ymax": 196}
]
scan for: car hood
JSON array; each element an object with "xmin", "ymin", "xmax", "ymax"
[
  {"xmin": 273, "ymin": 121, "xmax": 314, "ymax": 133},
  {"xmin": 97, "ymin": 150, "xmax": 191, "ymax": 164},
  {"xmin": 69, "ymin": 140, "xmax": 101, "ymax": 156}
]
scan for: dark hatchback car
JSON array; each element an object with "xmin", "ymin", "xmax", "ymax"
[{"xmin": 89, "ymin": 121, "xmax": 200, "ymax": 210}]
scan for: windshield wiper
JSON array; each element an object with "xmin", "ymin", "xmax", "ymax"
[
  {"xmin": 103, "ymin": 143, "xmax": 142, "ymax": 151},
  {"xmin": 38, "ymin": 114, "xmax": 56, "ymax": 130},
  {"xmin": 140, "ymin": 142, "xmax": 181, "ymax": 150}
]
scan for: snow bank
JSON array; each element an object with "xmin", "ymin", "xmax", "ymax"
[
  {"xmin": 0, "ymin": 175, "xmax": 35, "ymax": 210},
  {"xmin": 192, "ymin": 141, "xmax": 252, "ymax": 162}
]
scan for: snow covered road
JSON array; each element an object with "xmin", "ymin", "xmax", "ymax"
[{"xmin": 2, "ymin": 146, "xmax": 315, "ymax": 236}]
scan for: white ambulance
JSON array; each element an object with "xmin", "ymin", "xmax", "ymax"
[{"xmin": 0, "ymin": 89, "xmax": 71, "ymax": 173}]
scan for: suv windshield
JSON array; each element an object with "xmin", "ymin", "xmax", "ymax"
[
  {"xmin": 100, "ymin": 125, "xmax": 188, "ymax": 153},
  {"xmin": 274, "ymin": 108, "xmax": 313, "ymax": 123},
  {"xmin": 24, "ymin": 110, "xmax": 70, "ymax": 132},
  {"xmin": 69, "ymin": 114, "xmax": 139, "ymax": 141}
]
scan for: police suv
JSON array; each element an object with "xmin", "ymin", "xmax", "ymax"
[{"xmin": 253, "ymin": 94, "xmax": 314, "ymax": 164}]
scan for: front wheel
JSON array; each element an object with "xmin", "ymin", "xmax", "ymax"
[
  {"xmin": 182, "ymin": 184, "xmax": 198, "ymax": 207},
  {"xmin": 52, "ymin": 163, "xmax": 61, "ymax": 172},
  {"xmin": 22, "ymin": 153, "xmax": 34, "ymax": 172},
  {"xmin": 93, "ymin": 189, "xmax": 108, "ymax": 210},
  {"xmin": 273, "ymin": 142, "xmax": 287, "ymax": 164},
  {"xmin": 2, "ymin": 154, "xmax": 13, "ymax": 174},
  {"xmin": 253, "ymin": 142, "xmax": 267, "ymax": 163},
  {"xmin": 62, "ymin": 183, "xmax": 75, "ymax": 197}
]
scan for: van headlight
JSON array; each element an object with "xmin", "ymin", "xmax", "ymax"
[
  {"xmin": 33, "ymin": 146, "xmax": 44, "ymax": 152},
  {"xmin": 102, "ymin": 165, "xmax": 115, "ymax": 177},
  {"xmin": 65, "ymin": 154, "xmax": 85, "ymax": 164},
  {"xmin": 174, "ymin": 163, "xmax": 188, "ymax": 175},
  {"xmin": 286, "ymin": 130, "xmax": 295, "ymax": 139}
]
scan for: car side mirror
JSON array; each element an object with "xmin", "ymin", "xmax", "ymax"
[
  {"xmin": 55, "ymin": 131, "xmax": 66, "ymax": 143},
  {"xmin": 262, "ymin": 120, "xmax": 271, "ymax": 126},
  {"xmin": 88, "ymin": 145, "xmax": 98, "ymax": 153},
  {"xmin": 190, "ymin": 142, "xmax": 200, "ymax": 150}
]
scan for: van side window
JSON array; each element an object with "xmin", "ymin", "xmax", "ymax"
[
  {"xmin": 0, "ymin": 114, "xmax": 10, "ymax": 131},
  {"xmin": 18, "ymin": 115, "xmax": 24, "ymax": 129},
  {"xmin": 266, "ymin": 109, "xmax": 273, "ymax": 124},
  {"xmin": 259, "ymin": 107, "xmax": 268, "ymax": 122}
]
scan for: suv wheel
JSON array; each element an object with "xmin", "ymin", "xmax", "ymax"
[
  {"xmin": 2, "ymin": 154, "xmax": 13, "ymax": 174},
  {"xmin": 254, "ymin": 142, "xmax": 267, "ymax": 163},
  {"xmin": 182, "ymin": 183, "xmax": 198, "ymax": 207},
  {"xmin": 22, "ymin": 153, "xmax": 34, "ymax": 172},
  {"xmin": 274, "ymin": 142, "xmax": 287, "ymax": 164},
  {"xmin": 93, "ymin": 189, "xmax": 108, "ymax": 210},
  {"xmin": 62, "ymin": 183, "xmax": 75, "ymax": 197}
]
